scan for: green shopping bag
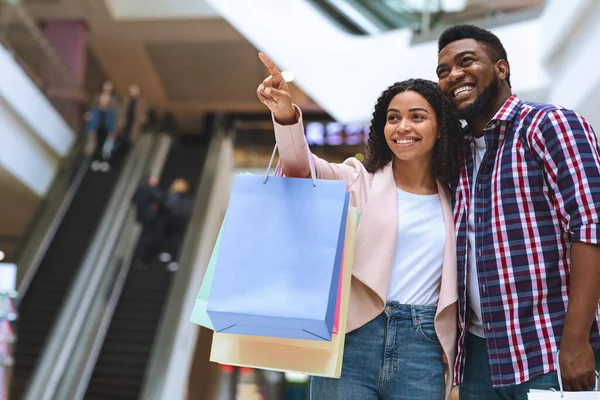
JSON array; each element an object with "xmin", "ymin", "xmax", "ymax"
[{"xmin": 189, "ymin": 221, "xmax": 224, "ymax": 330}]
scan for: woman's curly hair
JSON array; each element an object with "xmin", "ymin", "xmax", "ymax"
[{"xmin": 363, "ymin": 79, "xmax": 463, "ymax": 184}]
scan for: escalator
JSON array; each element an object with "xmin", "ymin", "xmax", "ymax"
[
  {"xmin": 83, "ymin": 137, "xmax": 209, "ymax": 399},
  {"xmin": 10, "ymin": 155, "xmax": 133, "ymax": 397}
]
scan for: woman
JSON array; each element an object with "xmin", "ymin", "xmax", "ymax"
[
  {"xmin": 85, "ymin": 80, "xmax": 119, "ymax": 121},
  {"xmin": 257, "ymin": 53, "xmax": 463, "ymax": 400},
  {"xmin": 85, "ymin": 92, "xmax": 118, "ymax": 171}
]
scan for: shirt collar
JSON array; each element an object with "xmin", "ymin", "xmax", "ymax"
[
  {"xmin": 461, "ymin": 94, "xmax": 521, "ymax": 142},
  {"xmin": 490, "ymin": 94, "xmax": 521, "ymax": 123}
]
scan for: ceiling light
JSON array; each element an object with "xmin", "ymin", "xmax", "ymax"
[
  {"xmin": 281, "ymin": 71, "xmax": 295, "ymax": 82},
  {"xmin": 0, "ymin": 251, "xmax": 5, "ymax": 261}
]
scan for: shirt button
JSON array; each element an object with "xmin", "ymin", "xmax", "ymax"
[
  {"xmin": 486, "ymin": 323, "xmax": 491, "ymax": 330},
  {"xmin": 482, "ymin": 285, "xmax": 486, "ymax": 293},
  {"xmin": 478, "ymin": 217, "xmax": 482, "ymax": 223},
  {"xmin": 478, "ymin": 250, "xmax": 482, "ymax": 257}
]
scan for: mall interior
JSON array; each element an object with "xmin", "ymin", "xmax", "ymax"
[{"xmin": 0, "ymin": 0, "xmax": 597, "ymax": 398}]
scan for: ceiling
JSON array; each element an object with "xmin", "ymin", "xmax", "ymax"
[
  {"xmin": 21, "ymin": 0, "xmax": 321, "ymax": 133},
  {"xmin": 20, "ymin": 0, "xmax": 546, "ymax": 132},
  {"xmin": 0, "ymin": 0, "xmax": 321, "ymax": 263}
]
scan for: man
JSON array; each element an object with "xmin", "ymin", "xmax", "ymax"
[
  {"xmin": 85, "ymin": 92, "xmax": 118, "ymax": 172},
  {"xmin": 117, "ymin": 84, "xmax": 146, "ymax": 144},
  {"xmin": 107, "ymin": 84, "xmax": 147, "ymax": 166},
  {"xmin": 132, "ymin": 176, "xmax": 164, "ymax": 268},
  {"xmin": 436, "ymin": 24, "xmax": 600, "ymax": 398}
]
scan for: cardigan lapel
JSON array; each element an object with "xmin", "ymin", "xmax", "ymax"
[
  {"xmin": 351, "ymin": 162, "xmax": 397, "ymax": 303},
  {"xmin": 436, "ymin": 183, "xmax": 458, "ymax": 314}
]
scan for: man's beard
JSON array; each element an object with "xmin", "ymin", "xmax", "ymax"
[{"xmin": 454, "ymin": 73, "xmax": 500, "ymax": 121}]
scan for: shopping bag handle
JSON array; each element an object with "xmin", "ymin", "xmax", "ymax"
[
  {"xmin": 556, "ymin": 350, "xmax": 599, "ymax": 396},
  {"xmin": 264, "ymin": 142, "xmax": 317, "ymax": 187}
]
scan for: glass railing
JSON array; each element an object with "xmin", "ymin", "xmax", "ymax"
[
  {"xmin": 307, "ymin": 0, "xmax": 545, "ymax": 37},
  {"xmin": 0, "ymin": 0, "xmax": 86, "ymax": 131}
]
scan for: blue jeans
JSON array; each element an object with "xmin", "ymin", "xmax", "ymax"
[
  {"xmin": 461, "ymin": 332, "xmax": 600, "ymax": 399},
  {"xmin": 310, "ymin": 303, "xmax": 445, "ymax": 399}
]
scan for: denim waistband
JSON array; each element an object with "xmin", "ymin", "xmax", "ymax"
[{"xmin": 383, "ymin": 302, "xmax": 437, "ymax": 323}]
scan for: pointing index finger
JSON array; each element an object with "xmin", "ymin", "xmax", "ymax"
[{"xmin": 259, "ymin": 52, "xmax": 283, "ymax": 80}]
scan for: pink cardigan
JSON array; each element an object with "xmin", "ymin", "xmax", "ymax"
[{"xmin": 273, "ymin": 109, "xmax": 458, "ymax": 398}]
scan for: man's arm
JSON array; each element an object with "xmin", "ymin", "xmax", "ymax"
[
  {"xmin": 532, "ymin": 108, "xmax": 600, "ymax": 390},
  {"xmin": 562, "ymin": 242, "xmax": 600, "ymax": 390}
]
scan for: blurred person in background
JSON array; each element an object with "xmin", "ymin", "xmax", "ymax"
[
  {"xmin": 84, "ymin": 80, "xmax": 119, "ymax": 121},
  {"xmin": 159, "ymin": 178, "xmax": 192, "ymax": 271},
  {"xmin": 85, "ymin": 92, "xmax": 118, "ymax": 172},
  {"xmin": 118, "ymin": 84, "xmax": 147, "ymax": 141},
  {"xmin": 121, "ymin": 84, "xmax": 147, "ymax": 141},
  {"xmin": 257, "ymin": 53, "xmax": 463, "ymax": 400},
  {"xmin": 104, "ymin": 84, "xmax": 147, "ymax": 166},
  {"xmin": 132, "ymin": 175, "xmax": 165, "ymax": 269}
]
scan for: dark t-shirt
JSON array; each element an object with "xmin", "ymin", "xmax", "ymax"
[
  {"xmin": 123, "ymin": 98, "xmax": 138, "ymax": 135},
  {"xmin": 133, "ymin": 182, "xmax": 163, "ymax": 224}
]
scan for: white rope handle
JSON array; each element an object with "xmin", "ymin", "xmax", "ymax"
[
  {"xmin": 263, "ymin": 141, "xmax": 317, "ymax": 187},
  {"xmin": 556, "ymin": 350, "xmax": 599, "ymax": 397}
]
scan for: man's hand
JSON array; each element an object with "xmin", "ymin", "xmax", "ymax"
[
  {"xmin": 560, "ymin": 241, "xmax": 600, "ymax": 391},
  {"xmin": 559, "ymin": 335, "xmax": 596, "ymax": 391}
]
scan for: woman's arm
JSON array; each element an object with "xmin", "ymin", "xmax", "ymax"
[
  {"xmin": 258, "ymin": 53, "xmax": 361, "ymax": 183},
  {"xmin": 273, "ymin": 106, "xmax": 361, "ymax": 182}
]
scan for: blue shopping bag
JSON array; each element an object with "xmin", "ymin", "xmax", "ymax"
[
  {"xmin": 189, "ymin": 173, "xmax": 254, "ymax": 330},
  {"xmin": 207, "ymin": 146, "xmax": 349, "ymax": 341}
]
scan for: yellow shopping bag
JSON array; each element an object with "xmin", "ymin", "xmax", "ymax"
[{"xmin": 209, "ymin": 207, "xmax": 358, "ymax": 378}]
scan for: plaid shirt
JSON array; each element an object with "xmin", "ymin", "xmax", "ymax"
[{"xmin": 452, "ymin": 94, "xmax": 600, "ymax": 387}]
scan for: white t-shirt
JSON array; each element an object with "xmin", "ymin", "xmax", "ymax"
[
  {"xmin": 387, "ymin": 188, "xmax": 445, "ymax": 305},
  {"xmin": 467, "ymin": 135, "xmax": 487, "ymax": 337}
]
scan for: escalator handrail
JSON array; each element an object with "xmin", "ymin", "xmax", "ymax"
[
  {"xmin": 16, "ymin": 151, "xmax": 90, "ymax": 298},
  {"xmin": 139, "ymin": 114, "xmax": 230, "ymax": 400},
  {"xmin": 53, "ymin": 133, "xmax": 174, "ymax": 400},
  {"xmin": 16, "ymin": 113, "xmax": 166, "ymax": 298},
  {"xmin": 22, "ymin": 134, "xmax": 159, "ymax": 400}
]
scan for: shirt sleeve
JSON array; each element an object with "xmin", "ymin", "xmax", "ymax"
[{"xmin": 532, "ymin": 108, "xmax": 600, "ymax": 244}]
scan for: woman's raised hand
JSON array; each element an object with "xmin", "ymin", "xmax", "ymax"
[{"xmin": 257, "ymin": 53, "xmax": 297, "ymax": 124}]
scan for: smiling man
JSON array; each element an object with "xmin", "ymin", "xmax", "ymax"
[{"xmin": 436, "ymin": 25, "xmax": 600, "ymax": 399}]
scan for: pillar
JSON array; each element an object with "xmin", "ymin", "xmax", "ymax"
[{"xmin": 42, "ymin": 19, "xmax": 88, "ymax": 87}]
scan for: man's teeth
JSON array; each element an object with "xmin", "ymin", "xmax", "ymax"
[
  {"xmin": 394, "ymin": 139, "xmax": 417, "ymax": 144},
  {"xmin": 454, "ymin": 86, "xmax": 473, "ymax": 97}
]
